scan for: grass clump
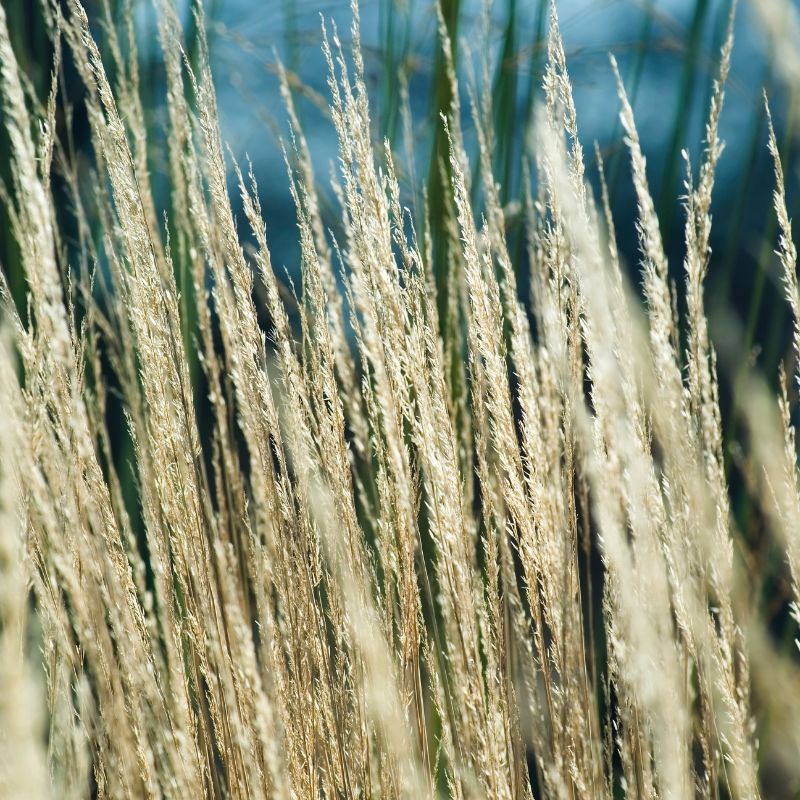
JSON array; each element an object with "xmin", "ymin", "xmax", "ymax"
[{"xmin": 1, "ymin": 0, "xmax": 800, "ymax": 797}]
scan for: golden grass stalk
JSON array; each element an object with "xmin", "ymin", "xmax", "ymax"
[{"xmin": 1, "ymin": 1, "xmax": 799, "ymax": 797}]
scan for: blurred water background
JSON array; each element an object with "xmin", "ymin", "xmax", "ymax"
[
  {"xmin": 2, "ymin": 0, "xmax": 798, "ymax": 391},
  {"xmin": 201, "ymin": 0, "xmax": 798, "ymax": 379}
]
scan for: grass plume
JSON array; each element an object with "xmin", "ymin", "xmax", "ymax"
[{"xmin": 1, "ymin": 0, "xmax": 800, "ymax": 797}]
